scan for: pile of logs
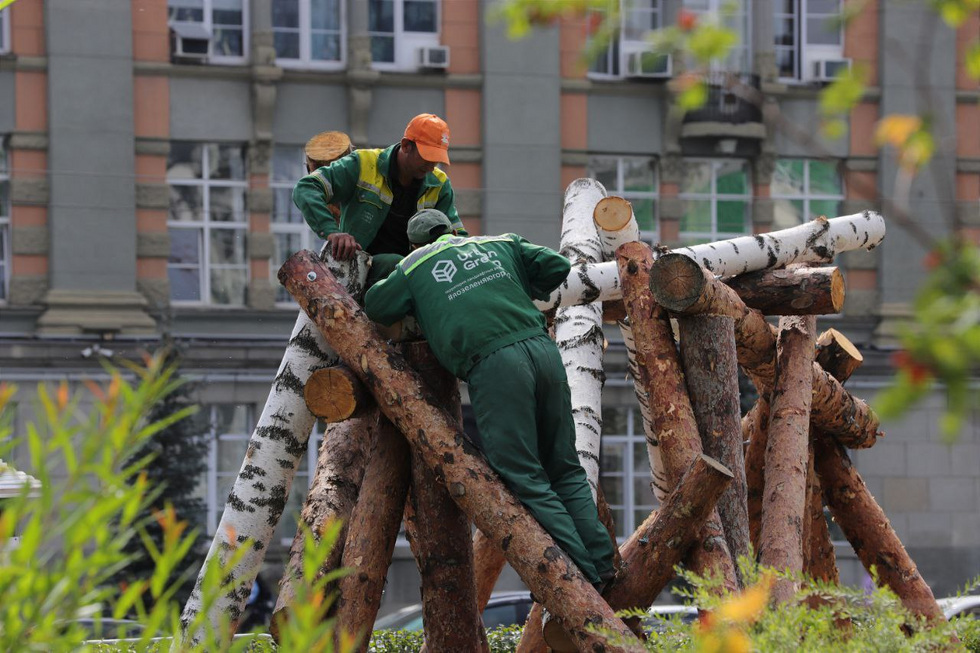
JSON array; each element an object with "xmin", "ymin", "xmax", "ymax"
[{"xmin": 177, "ymin": 179, "xmax": 946, "ymax": 653}]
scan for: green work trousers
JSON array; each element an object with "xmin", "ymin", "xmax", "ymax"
[{"xmin": 466, "ymin": 334, "xmax": 616, "ymax": 585}]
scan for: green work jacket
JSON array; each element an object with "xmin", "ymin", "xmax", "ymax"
[
  {"xmin": 363, "ymin": 234, "xmax": 571, "ymax": 379},
  {"xmin": 292, "ymin": 145, "xmax": 465, "ymax": 251}
]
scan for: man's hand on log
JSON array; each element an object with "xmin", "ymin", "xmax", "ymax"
[{"xmin": 327, "ymin": 232, "xmax": 360, "ymax": 260}]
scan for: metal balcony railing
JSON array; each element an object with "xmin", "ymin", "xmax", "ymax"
[{"xmin": 681, "ymin": 72, "xmax": 763, "ymax": 125}]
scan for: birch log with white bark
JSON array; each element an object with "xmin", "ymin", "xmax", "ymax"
[
  {"xmin": 177, "ymin": 251, "xmax": 370, "ymax": 646},
  {"xmin": 536, "ymin": 211, "xmax": 885, "ymax": 311},
  {"xmin": 554, "ymin": 178, "xmax": 607, "ymax": 499},
  {"xmin": 593, "ymin": 195, "xmax": 670, "ymax": 502}
]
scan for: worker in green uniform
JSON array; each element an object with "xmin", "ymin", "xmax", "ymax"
[
  {"xmin": 363, "ymin": 209, "xmax": 616, "ymax": 608},
  {"xmin": 292, "ymin": 114, "xmax": 466, "ymax": 285}
]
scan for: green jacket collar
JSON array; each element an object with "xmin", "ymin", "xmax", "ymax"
[{"xmin": 376, "ymin": 143, "xmax": 445, "ymax": 191}]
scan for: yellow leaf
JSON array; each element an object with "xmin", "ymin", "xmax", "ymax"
[
  {"xmin": 723, "ymin": 629, "xmax": 752, "ymax": 653},
  {"xmin": 874, "ymin": 115, "xmax": 921, "ymax": 148},
  {"xmin": 716, "ymin": 574, "xmax": 772, "ymax": 625}
]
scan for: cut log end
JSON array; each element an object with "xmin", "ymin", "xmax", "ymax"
[
  {"xmin": 304, "ymin": 366, "xmax": 367, "ymax": 422},
  {"xmin": 593, "ymin": 196, "xmax": 635, "ymax": 232},
  {"xmin": 830, "ymin": 269, "xmax": 846, "ymax": 313},
  {"xmin": 699, "ymin": 453, "xmax": 735, "ymax": 480},
  {"xmin": 648, "ymin": 253, "xmax": 706, "ymax": 313}
]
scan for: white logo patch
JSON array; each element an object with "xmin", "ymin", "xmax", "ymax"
[
  {"xmin": 432, "ymin": 260, "xmax": 457, "ymax": 283},
  {"xmin": 441, "ymin": 133, "xmax": 449, "ymax": 146}
]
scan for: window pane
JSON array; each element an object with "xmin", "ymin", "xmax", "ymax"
[
  {"xmin": 273, "ymin": 188, "xmax": 303, "ymax": 222},
  {"xmin": 681, "ymin": 199, "xmax": 711, "ymax": 232},
  {"xmin": 311, "ymin": 33, "xmax": 341, "ymax": 61},
  {"xmin": 275, "ymin": 232, "xmax": 303, "ymax": 265},
  {"xmin": 210, "ymin": 267, "xmax": 248, "ymax": 304},
  {"xmin": 214, "ymin": 404, "xmax": 251, "ymax": 433},
  {"xmin": 589, "ymin": 158, "xmax": 617, "ymax": 191},
  {"xmin": 716, "ymin": 161, "xmax": 748, "ymax": 195},
  {"xmin": 405, "ymin": 0, "xmax": 437, "ymax": 33},
  {"xmin": 210, "ymin": 228, "xmax": 247, "ymax": 264},
  {"xmin": 773, "ymin": 198, "xmax": 804, "ymax": 230},
  {"xmin": 169, "ymin": 228, "xmax": 201, "ymax": 263},
  {"xmin": 213, "ymin": 28, "xmax": 243, "ymax": 56},
  {"xmin": 371, "ymin": 36, "xmax": 395, "ymax": 62},
  {"xmin": 274, "ymin": 31, "xmax": 301, "ymax": 59},
  {"xmin": 169, "ymin": 0, "xmax": 205, "ymax": 22},
  {"xmin": 806, "ymin": 16, "xmax": 840, "ymax": 45},
  {"xmin": 776, "ymin": 48, "xmax": 795, "ymax": 78},
  {"xmin": 210, "ymin": 144, "xmax": 247, "ymax": 180},
  {"xmin": 717, "ymin": 200, "xmax": 748, "ymax": 233},
  {"xmin": 169, "ymin": 186, "xmax": 204, "ymax": 222},
  {"xmin": 773, "ymin": 159, "xmax": 805, "ymax": 196},
  {"xmin": 218, "ymin": 436, "xmax": 250, "ymax": 472},
  {"xmin": 169, "ymin": 267, "xmax": 201, "ymax": 301},
  {"xmin": 633, "ymin": 476, "xmax": 655, "ymax": 505},
  {"xmin": 368, "ymin": 0, "xmax": 394, "ymax": 32},
  {"xmin": 632, "ymin": 198, "xmax": 656, "ymax": 232},
  {"xmin": 602, "ymin": 407, "xmax": 629, "ymax": 435},
  {"xmin": 273, "ymin": 477, "xmax": 309, "ymax": 543},
  {"xmin": 0, "ymin": 180, "xmax": 9, "ymax": 215},
  {"xmin": 210, "ymin": 187, "xmax": 245, "ymax": 222},
  {"xmin": 622, "ymin": 158, "xmax": 655, "ymax": 193},
  {"xmin": 808, "ymin": 160, "xmax": 842, "ymax": 195},
  {"xmin": 272, "ymin": 147, "xmax": 305, "ymax": 182},
  {"xmin": 600, "ymin": 475, "xmax": 624, "ymax": 506},
  {"xmin": 774, "ymin": 17, "xmax": 795, "ymax": 45},
  {"xmin": 681, "ymin": 162, "xmax": 712, "ymax": 194},
  {"xmin": 776, "ymin": 0, "xmax": 796, "ymax": 14},
  {"xmin": 808, "ymin": 0, "xmax": 840, "ymax": 13},
  {"xmin": 809, "ymin": 198, "xmax": 840, "ymax": 220},
  {"xmin": 601, "ymin": 442, "xmax": 625, "ymax": 471},
  {"xmin": 168, "ymin": 142, "xmax": 205, "ymax": 180},
  {"xmin": 311, "ymin": 0, "xmax": 340, "ymax": 30},
  {"xmin": 272, "ymin": 0, "xmax": 299, "ymax": 28}
]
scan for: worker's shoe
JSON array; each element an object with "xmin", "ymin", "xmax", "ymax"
[{"xmin": 541, "ymin": 608, "xmax": 577, "ymax": 653}]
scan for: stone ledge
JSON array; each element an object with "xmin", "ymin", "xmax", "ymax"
[
  {"xmin": 37, "ymin": 289, "xmax": 156, "ymax": 336},
  {"xmin": 136, "ymin": 183, "xmax": 170, "ymax": 209},
  {"xmin": 248, "ymin": 187, "xmax": 273, "ymax": 214},
  {"xmin": 137, "ymin": 278, "xmax": 170, "ymax": 312},
  {"xmin": 680, "ymin": 122, "xmax": 766, "ymax": 140},
  {"xmin": 137, "ymin": 232, "xmax": 170, "ymax": 258},
  {"xmin": 9, "ymin": 132, "xmax": 49, "ymax": 150},
  {"xmin": 752, "ymin": 198, "xmax": 774, "ymax": 224},
  {"xmin": 8, "ymin": 276, "xmax": 48, "ymax": 306},
  {"xmin": 10, "ymin": 178, "xmax": 50, "ymax": 205},
  {"xmin": 248, "ymin": 232, "xmax": 275, "ymax": 260},
  {"xmin": 248, "ymin": 278, "xmax": 277, "ymax": 311},
  {"xmin": 11, "ymin": 226, "xmax": 48, "ymax": 255},
  {"xmin": 135, "ymin": 138, "xmax": 171, "ymax": 157},
  {"xmin": 957, "ymin": 201, "xmax": 980, "ymax": 226},
  {"xmin": 845, "ymin": 157, "xmax": 878, "ymax": 172}
]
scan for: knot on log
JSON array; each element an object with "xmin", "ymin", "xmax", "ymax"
[{"xmin": 449, "ymin": 482, "xmax": 465, "ymax": 497}]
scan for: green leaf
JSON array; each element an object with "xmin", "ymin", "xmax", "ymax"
[
  {"xmin": 687, "ymin": 24, "xmax": 737, "ymax": 63},
  {"xmin": 967, "ymin": 40, "xmax": 980, "ymax": 79},
  {"xmin": 819, "ymin": 65, "xmax": 867, "ymax": 116},
  {"xmin": 678, "ymin": 79, "xmax": 708, "ymax": 111}
]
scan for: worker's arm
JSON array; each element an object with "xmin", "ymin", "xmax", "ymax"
[
  {"xmin": 515, "ymin": 235, "xmax": 572, "ymax": 301},
  {"xmin": 434, "ymin": 177, "xmax": 467, "ymax": 237},
  {"xmin": 293, "ymin": 154, "xmax": 360, "ymax": 259},
  {"xmin": 364, "ymin": 267, "xmax": 415, "ymax": 326}
]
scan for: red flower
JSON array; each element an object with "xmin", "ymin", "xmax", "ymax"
[{"xmin": 678, "ymin": 9, "xmax": 698, "ymax": 32}]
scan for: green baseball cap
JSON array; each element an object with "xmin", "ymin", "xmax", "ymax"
[{"xmin": 407, "ymin": 209, "xmax": 454, "ymax": 245}]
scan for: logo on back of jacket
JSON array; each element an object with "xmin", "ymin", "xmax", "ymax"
[{"xmin": 431, "ymin": 249, "xmax": 502, "ymax": 283}]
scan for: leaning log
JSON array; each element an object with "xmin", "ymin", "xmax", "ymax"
[
  {"xmin": 472, "ymin": 529, "xmax": 507, "ymax": 611},
  {"xmin": 616, "ymin": 241, "xmax": 738, "ymax": 594},
  {"xmin": 715, "ymin": 265, "xmax": 844, "ymax": 316},
  {"xmin": 178, "ymin": 250, "xmax": 369, "ymax": 646},
  {"xmin": 303, "ymin": 365, "xmax": 372, "ymax": 422},
  {"xmin": 537, "ymin": 212, "xmax": 886, "ymax": 311},
  {"xmin": 744, "ymin": 396, "xmax": 770, "ymax": 554},
  {"xmin": 401, "ymin": 341, "xmax": 487, "ymax": 653},
  {"xmin": 803, "ymin": 438, "xmax": 839, "ymax": 584},
  {"xmin": 759, "ymin": 315, "xmax": 816, "ymax": 603},
  {"xmin": 279, "ymin": 251, "xmax": 642, "ymax": 652},
  {"xmin": 679, "ymin": 314, "xmax": 750, "ymax": 584},
  {"xmin": 649, "ymin": 252, "xmax": 882, "ymax": 448},
  {"xmin": 335, "ymin": 417, "xmax": 412, "ymax": 651},
  {"xmin": 271, "ymin": 410, "xmax": 378, "ymax": 637}
]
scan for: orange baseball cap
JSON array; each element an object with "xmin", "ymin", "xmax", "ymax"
[{"xmin": 404, "ymin": 113, "xmax": 451, "ymax": 165}]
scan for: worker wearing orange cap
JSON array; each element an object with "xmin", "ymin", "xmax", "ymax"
[{"xmin": 292, "ymin": 113, "xmax": 465, "ymax": 265}]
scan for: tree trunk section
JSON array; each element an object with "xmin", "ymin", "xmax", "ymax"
[
  {"xmin": 815, "ymin": 328, "xmax": 863, "ymax": 382},
  {"xmin": 400, "ymin": 341, "xmax": 488, "ymax": 653},
  {"xmin": 744, "ymin": 396, "xmax": 770, "ymax": 554},
  {"xmin": 723, "ymin": 265, "xmax": 844, "ymax": 315},
  {"xmin": 271, "ymin": 410, "xmax": 378, "ymax": 638},
  {"xmin": 179, "ymin": 250, "xmax": 369, "ymax": 646},
  {"xmin": 536, "ymin": 211, "xmax": 886, "ymax": 311},
  {"xmin": 803, "ymin": 437, "xmax": 839, "ymax": 584},
  {"xmin": 335, "ymin": 417, "xmax": 411, "ymax": 650},
  {"xmin": 472, "ymin": 529, "xmax": 507, "ymax": 611},
  {"xmin": 678, "ymin": 314, "xmax": 750, "ymax": 585},
  {"xmin": 616, "ymin": 241, "xmax": 738, "ymax": 595},
  {"xmin": 303, "ymin": 365, "xmax": 372, "ymax": 422},
  {"xmin": 649, "ymin": 252, "xmax": 882, "ymax": 449},
  {"xmin": 759, "ymin": 315, "xmax": 816, "ymax": 604},
  {"xmin": 279, "ymin": 250, "xmax": 643, "ymax": 652}
]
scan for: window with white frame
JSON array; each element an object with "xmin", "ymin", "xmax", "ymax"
[
  {"xmin": 588, "ymin": 156, "xmax": 659, "ymax": 241},
  {"xmin": 0, "ymin": 7, "xmax": 9, "ymax": 55},
  {"xmin": 679, "ymin": 159, "xmax": 752, "ymax": 245},
  {"xmin": 770, "ymin": 158, "xmax": 843, "ymax": 230},
  {"xmin": 600, "ymin": 406, "xmax": 658, "ymax": 541},
  {"xmin": 271, "ymin": 146, "xmax": 325, "ymax": 304},
  {"xmin": 272, "ymin": 0, "xmax": 345, "ymax": 68},
  {"xmin": 588, "ymin": 0, "xmax": 666, "ymax": 79},
  {"xmin": 0, "ymin": 137, "xmax": 8, "ymax": 303},
  {"xmin": 168, "ymin": 0, "xmax": 248, "ymax": 62},
  {"xmin": 200, "ymin": 404, "xmax": 324, "ymax": 546},
  {"xmin": 683, "ymin": 0, "xmax": 751, "ymax": 72},
  {"xmin": 368, "ymin": 0, "xmax": 441, "ymax": 71},
  {"xmin": 774, "ymin": 0, "xmax": 844, "ymax": 82},
  {"xmin": 168, "ymin": 142, "xmax": 249, "ymax": 305}
]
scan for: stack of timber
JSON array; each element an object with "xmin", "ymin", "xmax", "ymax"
[{"xmin": 178, "ymin": 178, "xmax": 948, "ymax": 653}]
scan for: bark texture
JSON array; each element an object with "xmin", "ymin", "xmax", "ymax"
[
  {"xmin": 744, "ymin": 396, "xmax": 770, "ymax": 554},
  {"xmin": 335, "ymin": 417, "xmax": 411, "ymax": 651},
  {"xmin": 759, "ymin": 315, "xmax": 816, "ymax": 604},
  {"xmin": 271, "ymin": 411, "xmax": 377, "ymax": 637},
  {"xmin": 649, "ymin": 253, "xmax": 882, "ymax": 448},
  {"xmin": 803, "ymin": 437, "xmax": 839, "ymax": 584},
  {"xmin": 303, "ymin": 365, "xmax": 372, "ymax": 422},
  {"xmin": 537, "ymin": 211, "xmax": 886, "ymax": 311},
  {"xmin": 722, "ymin": 265, "xmax": 844, "ymax": 315},
  {"xmin": 472, "ymin": 529, "xmax": 507, "ymax": 612},
  {"xmin": 400, "ymin": 341, "xmax": 487, "ymax": 653},
  {"xmin": 179, "ymin": 250, "xmax": 369, "ymax": 645},
  {"xmin": 279, "ymin": 250, "xmax": 642, "ymax": 652},
  {"xmin": 616, "ymin": 241, "xmax": 738, "ymax": 595},
  {"xmin": 678, "ymin": 314, "xmax": 750, "ymax": 584}
]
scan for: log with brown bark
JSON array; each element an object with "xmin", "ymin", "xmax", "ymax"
[
  {"xmin": 744, "ymin": 396, "xmax": 770, "ymax": 554},
  {"xmin": 815, "ymin": 328, "xmax": 863, "ymax": 382},
  {"xmin": 279, "ymin": 250, "xmax": 642, "ymax": 652},
  {"xmin": 758, "ymin": 315, "xmax": 816, "ymax": 603},
  {"xmin": 271, "ymin": 411, "xmax": 378, "ymax": 637},
  {"xmin": 401, "ymin": 341, "xmax": 488, "ymax": 653},
  {"xmin": 649, "ymin": 252, "xmax": 882, "ymax": 449},
  {"xmin": 723, "ymin": 265, "xmax": 845, "ymax": 315},
  {"xmin": 616, "ymin": 241, "xmax": 738, "ymax": 595},
  {"xmin": 334, "ymin": 417, "xmax": 411, "ymax": 650},
  {"xmin": 678, "ymin": 314, "xmax": 750, "ymax": 586},
  {"xmin": 472, "ymin": 529, "xmax": 507, "ymax": 612},
  {"xmin": 303, "ymin": 365, "xmax": 372, "ymax": 422},
  {"xmin": 803, "ymin": 437, "xmax": 839, "ymax": 584}
]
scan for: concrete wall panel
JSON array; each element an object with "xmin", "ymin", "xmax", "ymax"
[
  {"xmin": 773, "ymin": 98, "xmax": 849, "ymax": 157},
  {"xmin": 170, "ymin": 79, "xmax": 252, "ymax": 141},
  {"xmin": 272, "ymin": 83, "xmax": 347, "ymax": 145},
  {"xmin": 0, "ymin": 72, "xmax": 14, "ymax": 133},
  {"xmin": 587, "ymin": 95, "xmax": 664, "ymax": 154},
  {"xmin": 367, "ymin": 87, "xmax": 445, "ymax": 147}
]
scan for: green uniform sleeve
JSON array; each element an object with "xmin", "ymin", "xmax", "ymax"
[
  {"xmin": 364, "ymin": 267, "xmax": 414, "ymax": 326},
  {"xmin": 292, "ymin": 154, "xmax": 360, "ymax": 240},
  {"xmin": 514, "ymin": 235, "xmax": 572, "ymax": 301},
  {"xmin": 435, "ymin": 177, "xmax": 467, "ymax": 236}
]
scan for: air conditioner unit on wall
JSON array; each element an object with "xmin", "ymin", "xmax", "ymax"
[
  {"xmin": 812, "ymin": 58, "xmax": 852, "ymax": 82},
  {"xmin": 626, "ymin": 51, "xmax": 671, "ymax": 79},
  {"xmin": 418, "ymin": 45, "xmax": 450, "ymax": 70},
  {"xmin": 170, "ymin": 22, "xmax": 211, "ymax": 62}
]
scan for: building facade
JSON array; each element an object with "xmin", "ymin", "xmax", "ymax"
[{"xmin": 0, "ymin": 0, "xmax": 978, "ymax": 614}]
